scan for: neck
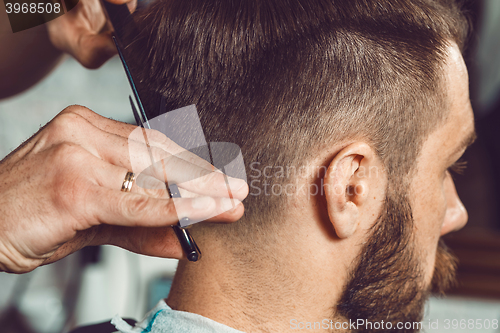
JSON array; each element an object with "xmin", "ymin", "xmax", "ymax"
[{"xmin": 166, "ymin": 221, "xmax": 351, "ymax": 333}]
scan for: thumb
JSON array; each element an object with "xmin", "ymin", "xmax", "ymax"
[
  {"xmin": 98, "ymin": 225, "xmax": 186, "ymax": 259},
  {"xmin": 75, "ymin": 31, "xmax": 117, "ymax": 69}
]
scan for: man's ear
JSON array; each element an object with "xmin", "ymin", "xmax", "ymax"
[{"xmin": 324, "ymin": 142, "xmax": 386, "ymax": 239}]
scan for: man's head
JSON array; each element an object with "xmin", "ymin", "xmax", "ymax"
[
  {"xmin": 337, "ymin": 45, "xmax": 474, "ymax": 326},
  {"xmin": 127, "ymin": 0, "xmax": 472, "ymax": 330}
]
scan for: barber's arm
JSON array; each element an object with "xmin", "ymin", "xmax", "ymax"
[
  {"xmin": 0, "ymin": 5, "xmax": 63, "ymax": 99},
  {"xmin": 0, "ymin": 105, "xmax": 248, "ymax": 273},
  {"xmin": 0, "ymin": 0, "xmax": 133, "ymax": 99}
]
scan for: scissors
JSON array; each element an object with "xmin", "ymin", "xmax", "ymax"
[{"xmin": 104, "ymin": 2, "xmax": 202, "ymax": 262}]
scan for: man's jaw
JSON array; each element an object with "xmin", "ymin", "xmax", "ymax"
[
  {"xmin": 335, "ymin": 191, "xmax": 428, "ymax": 332},
  {"xmin": 335, "ymin": 191, "xmax": 458, "ymax": 332}
]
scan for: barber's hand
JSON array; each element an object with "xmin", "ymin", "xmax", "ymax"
[
  {"xmin": 46, "ymin": 0, "xmax": 135, "ymax": 69},
  {"xmin": 0, "ymin": 105, "xmax": 248, "ymax": 273}
]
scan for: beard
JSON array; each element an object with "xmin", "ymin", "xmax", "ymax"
[{"xmin": 336, "ymin": 188, "xmax": 457, "ymax": 333}]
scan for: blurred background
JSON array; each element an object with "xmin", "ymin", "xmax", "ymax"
[{"xmin": 0, "ymin": 0, "xmax": 499, "ymax": 332}]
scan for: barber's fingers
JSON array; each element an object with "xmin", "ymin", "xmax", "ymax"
[
  {"xmin": 63, "ymin": 105, "xmax": 139, "ymax": 138},
  {"xmin": 101, "ymin": 226, "xmax": 185, "ymax": 259},
  {"xmin": 50, "ymin": 26, "xmax": 116, "ymax": 69},
  {"xmin": 70, "ymin": 31, "xmax": 117, "ymax": 69},
  {"xmin": 72, "ymin": 106, "xmax": 213, "ymax": 170},
  {"xmin": 86, "ymin": 128, "xmax": 248, "ymax": 200},
  {"xmin": 36, "ymin": 107, "xmax": 246, "ymax": 199},
  {"xmin": 93, "ymin": 161, "xmax": 245, "ymax": 222},
  {"xmin": 86, "ymin": 186, "xmax": 243, "ymax": 228},
  {"xmin": 93, "ymin": 159, "xmax": 170, "ymax": 199},
  {"xmin": 41, "ymin": 225, "xmax": 183, "ymax": 267},
  {"xmin": 46, "ymin": 0, "xmax": 117, "ymax": 69},
  {"xmin": 43, "ymin": 226, "xmax": 185, "ymax": 266},
  {"xmin": 64, "ymin": 105, "xmax": 171, "ymax": 145},
  {"xmin": 104, "ymin": 0, "xmax": 131, "ymax": 4},
  {"xmin": 61, "ymin": 106, "xmax": 216, "ymax": 171},
  {"xmin": 95, "ymin": 200, "xmax": 242, "ymax": 258},
  {"xmin": 41, "ymin": 178, "xmax": 243, "ymax": 267},
  {"xmin": 129, "ymin": 150, "xmax": 248, "ymax": 200}
]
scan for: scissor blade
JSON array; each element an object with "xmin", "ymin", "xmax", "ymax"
[{"xmin": 129, "ymin": 96, "xmax": 142, "ymax": 127}]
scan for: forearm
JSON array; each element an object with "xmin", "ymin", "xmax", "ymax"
[{"xmin": 0, "ymin": 5, "xmax": 63, "ymax": 100}]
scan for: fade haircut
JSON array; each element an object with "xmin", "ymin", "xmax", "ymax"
[{"xmin": 126, "ymin": 0, "xmax": 468, "ymax": 246}]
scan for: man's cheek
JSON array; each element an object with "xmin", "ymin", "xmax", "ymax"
[{"xmin": 411, "ymin": 187, "xmax": 446, "ymax": 239}]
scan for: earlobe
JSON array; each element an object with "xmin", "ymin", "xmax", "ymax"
[
  {"xmin": 330, "ymin": 201, "xmax": 359, "ymax": 238},
  {"xmin": 323, "ymin": 142, "xmax": 379, "ymax": 239}
]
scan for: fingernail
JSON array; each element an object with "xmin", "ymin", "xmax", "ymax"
[
  {"xmin": 191, "ymin": 197, "xmax": 215, "ymax": 210},
  {"xmin": 227, "ymin": 178, "xmax": 247, "ymax": 193},
  {"xmin": 221, "ymin": 198, "xmax": 240, "ymax": 212}
]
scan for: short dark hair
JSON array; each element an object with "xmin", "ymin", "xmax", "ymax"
[{"xmin": 126, "ymin": 0, "xmax": 468, "ymax": 245}]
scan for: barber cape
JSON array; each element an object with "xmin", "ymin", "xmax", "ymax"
[{"xmin": 112, "ymin": 300, "xmax": 245, "ymax": 333}]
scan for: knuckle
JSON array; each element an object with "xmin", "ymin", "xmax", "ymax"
[
  {"xmin": 46, "ymin": 110, "xmax": 88, "ymax": 143},
  {"xmin": 121, "ymin": 195, "xmax": 150, "ymax": 222},
  {"xmin": 152, "ymin": 131, "xmax": 184, "ymax": 154},
  {"xmin": 0, "ymin": 253, "xmax": 40, "ymax": 274},
  {"xmin": 135, "ymin": 175, "xmax": 169, "ymax": 197},
  {"xmin": 59, "ymin": 104, "xmax": 91, "ymax": 117},
  {"xmin": 150, "ymin": 146, "xmax": 170, "ymax": 161},
  {"xmin": 12, "ymin": 258, "xmax": 39, "ymax": 274},
  {"xmin": 192, "ymin": 168, "xmax": 207, "ymax": 184},
  {"xmin": 178, "ymin": 167, "xmax": 204, "ymax": 187},
  {"xmin": 194, "ymin": 169, "xmax": 215, "ymax": 187},
  {"xmin": 145, "ymin": 129, "xmax": 168, "ymax": 144},
  {"xmin": 49, "ymin": 143, "xmax": 90, "ymax": 208},
  {"xmin": 164, "ymin": 199, "xmax": 178, "ymax": 217},
  {"xmin": 142, "ymin": 187, "xmax": 169, "ymax": 199},
  {"xmin": 51, "ymin": 142, "xmax": 83, "ymax": 163}
]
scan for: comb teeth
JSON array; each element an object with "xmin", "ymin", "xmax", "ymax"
[
  {"xmin": 113, "ymin": 36, "xmax": 150, "ymax": 129},
  {"xmin": 111, "ymin": 35, "xmax": 201, "ymax": 262}
]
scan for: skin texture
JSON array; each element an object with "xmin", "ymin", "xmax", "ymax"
[
  {"xmin": 408, "ymin": 44, "xmax": 473, "ymax": 288},
  {"xmin": 167, "ymin": 44, "xmax": 474, "ymax": 332},
  {"xmin": 0, "ymin": 0, "xmax": 247, "ymax": 273},
  {"xmin": 0, "ymin": 105, "xmax": 248, "ymax": 273},
  {"xmin": 0, "ymin": 0, "xmax": 135, "ymax": 99}
]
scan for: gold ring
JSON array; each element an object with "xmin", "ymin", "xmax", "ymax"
[{"xmin": 121, "ymin": 172, "xmax": 135, "ymax": 192}]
